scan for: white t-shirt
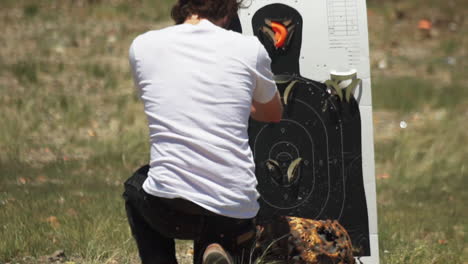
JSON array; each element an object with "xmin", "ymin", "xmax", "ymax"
[{"xmin": 129, "ymin": 19, "xmax": 277, "ymax": 219}]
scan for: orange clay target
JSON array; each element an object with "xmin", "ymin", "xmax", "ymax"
[{"xmin": 271, "ymin": 21, "xmax": 288, "ymax": 48}]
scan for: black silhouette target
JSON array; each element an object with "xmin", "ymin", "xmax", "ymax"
[
  {"xmin": 250, "ymin": 80, "xmax": 347, "ymax": 220},
  {"xmin": 244, "ymin": 3, "xmax": 371, "ymax": 256}
]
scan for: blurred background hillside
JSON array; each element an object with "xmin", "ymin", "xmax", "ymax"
[{"xmin": 0, "ymin": 0, "xmax": 466, "ymax": 263}]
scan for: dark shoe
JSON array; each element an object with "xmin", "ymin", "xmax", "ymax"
[{"xmin": 202, "ymin": 243, "xmax": 234, "ymax": 264}]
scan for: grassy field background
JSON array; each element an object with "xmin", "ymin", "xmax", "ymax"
[{"xmin": 0, "ymin": 0, "xmax": 466, "ymax": 263}]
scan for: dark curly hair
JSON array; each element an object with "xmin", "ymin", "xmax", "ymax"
[{"xmin": 171, "ymin": 0, "xmax": 244, "ymax": 25}]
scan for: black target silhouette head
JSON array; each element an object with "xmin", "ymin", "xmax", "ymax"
[
  {"xmin": 227, "ymin": 14, "xmax": 242, "ymax": 33},
  {"xmin": 252, "ymin": 4, "xmax": 303, "ymax": 75}
]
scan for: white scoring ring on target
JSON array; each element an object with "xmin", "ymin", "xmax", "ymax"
[
  {"xmin": 268, "ymin": 141, "xmax": 300, "ymax": 161},
  {"xmin": 254, "ymin": 119, "xmax": 316, "ymax": 210},
  {"xmin": 268, "ymin": 142, "xmax": 301, "ymax": 187}
]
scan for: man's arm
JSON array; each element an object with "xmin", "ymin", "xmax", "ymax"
[
  {"xmin": 251, "ymin": 40, "xmax": 283, "ymax": 122},
  {"xmin": 250, "ymin": 91, "xmax": 283, "ymax": 123}
]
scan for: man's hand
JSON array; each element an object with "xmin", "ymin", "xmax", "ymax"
[{"xmin": 250, "ymin": 91, "xmax": 283, "ymax": 123}]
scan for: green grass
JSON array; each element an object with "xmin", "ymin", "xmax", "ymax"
[
  {"xmin": 0, "ymin": 156, "xmax": 140, "ymax": 263},
  {"xmin": 368, "ymin": 1, "xmax": 468, "ymax": 262},
  {"xmin": 372, "ymin": 75, "xmax": 468, "ymax": 113},
  {"xmin": 375, "ymin": 109, "xmax": 467, "ymax": 263},
  {"xmin": 9, "ymin": 60, "xmax": 39, "ymax": 84},
  {"xmin": 0, "ymin": 2, "xmax": 166, "ymax": 262},
  {"xmin": 0, "ymin": 0, "xmax": 467, "ymax": 263}
]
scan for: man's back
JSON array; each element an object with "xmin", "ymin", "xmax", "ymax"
[{"xmin": 129, "ymin": 20, "xmax": 277, "ymax": 218}]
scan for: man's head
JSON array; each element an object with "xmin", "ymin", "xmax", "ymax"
[{"xmin": 171, "ymin": 0, "xmax": 243, "ymax": 26}]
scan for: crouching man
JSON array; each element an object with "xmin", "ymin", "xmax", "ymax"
[{"xmin": 123, "ymin": 0, "xmax": 283, "ymax": 263}]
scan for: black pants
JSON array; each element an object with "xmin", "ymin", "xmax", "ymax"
[{"xmin": 123, "ymin": 165, "xmax": 257, "ymax": 264}]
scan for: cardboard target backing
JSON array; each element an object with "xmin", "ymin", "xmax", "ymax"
[{"xmin": 236, "ymin": 0, "xmax": 380, "ymax": 262}]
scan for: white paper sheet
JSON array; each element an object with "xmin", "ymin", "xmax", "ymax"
[{"xmin": 239, "ymin": 1, "xmax": 379, "ymax": 262}]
